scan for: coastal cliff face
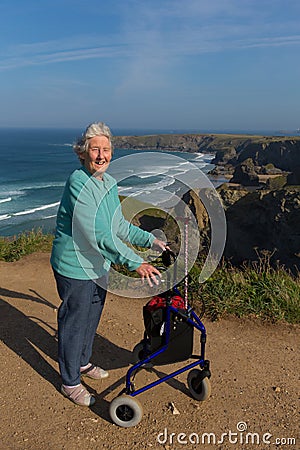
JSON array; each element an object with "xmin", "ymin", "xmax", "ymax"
[
  {"xmin": 212, "ymin": 138, "xmax": 300, "ymax": 168},
  {"xmin": 214, "ymin": 139, "xmax": 300, "ymax": 184},
  {"xmin": 221, "ymin": 187, "xmax": 300, "ymax": 270},
  {"xmin": 235, "ymin": 140, "xmax": 300, "ymax": 170},
  {"xmin": 113, "ymin": 134, "xmax": 217, "ymax": 152},
  {"xmin": 112, "ymin": 133, "xmax": 265, "ymax": 154},
  {"xmin": 134, "ymin": 186, "xmax": 299, "ymax": 271},
  {"xmin": 181, "ymin": 186, "xmax": 300, "ymax": 272}
]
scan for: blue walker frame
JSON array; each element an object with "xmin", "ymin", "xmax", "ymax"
[
  {"xmin": 110, "ymin": 249, "xmax": 211, "ymax": 427},
  {"xmin": 123, "ymin": 286, "xmax": 211, "ymax": 397}
]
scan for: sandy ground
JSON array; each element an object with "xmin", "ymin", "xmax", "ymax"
[{"xmin": 0, "ymin": 253, "xmax": 299, "ymax": 450}]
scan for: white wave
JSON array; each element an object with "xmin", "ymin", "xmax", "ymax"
[
  {"xmin": 22, "ymin": 182, "xmax": 65, "ymax": 191},
  {"xmin": 13, "ymin": 202, "xmax": 60, "ymax": 216},
  {"xmin": 0, "ymin": 214, "xmax": 11, "ymax": 221},
  {"xmin": 134, "ymin": 158, "xmax": 205, "ymax": 178},
  {"xmin": 48, "ymin": 143, "xmax": 73, "ymax": 147},
  {"xmin": 192, "ymin": 162, "xmax": 206, "ymax": 169},
  {"xmin": 118, "ymin": 176, "xmax": 175, "ymax": 196},
  {"xmin": 109, "ymin": 168, "xmax": 134, "ymax": 178},
  {"xmin": 127, "ymin": 189, "xmax": 176, "ymax": 206},
  {"xmin": 0, "ymin": 181, "xmax": 64, "ymax": 199},
  {"xmin": 110, "ymin": 151, "xmax": 214, "ymax": 187},
  {"xmin": 135, "ymin": 168, "xmax": 169, "ymax": 178},
  {"xmin": 42, "ymin": 214, "xmax": 57, "ymax": 219},
  {"xmin": 193, "ymin": 153, "xmax": 205, "ymax": 159},
  {"xmin": 203, "ymin": 154, "xmax": 214, "ymax": 162},
  {"xmin": 137, "ymin": 172, "xmax": 162, "ymax": 179},
  {"xmin": 135, "ymin": 163, "xmax": 189, "ymax": 177},
  {"xmin": 0, "ymin": 189, "xmax": 25, "ymax": 197},
  {"xmin": 139, "ymin": 176, "xmax": 175, "ymax": 190},
  {"xmin": 167, "ymin": 167, "xmax": 190, "ymax": 176},
  {"xmin": 154, "ymin": 177, "xmax": 175, "ymax": 190},
  {"xmin": 134, "ymin": 160, "xmax": 185, "ymax": 177},
  {"xmin": 118, "ymin": 185, "xmax": 134, "ymax": 193},
  {"xmin": 0, "ymin": 197, "xmax": 12, "ymax": 204}
]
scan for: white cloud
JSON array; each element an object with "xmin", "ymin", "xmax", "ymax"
[
  {"xmin": 0, "ymin": 35, "xmax": 132, "ymax": 70},
  {"xmin": 0, "ymin": 0, "xmax": 299, "ymax": 74}
]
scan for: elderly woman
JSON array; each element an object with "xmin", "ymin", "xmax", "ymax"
[{"xmin": 51, "ymin": 122, "xmax": 166, "ymax": 406}]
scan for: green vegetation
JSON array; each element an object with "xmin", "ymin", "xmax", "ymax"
[
  {"xmin": 187, "ymin": 253, "xmax": 300, "ymax": 324},
  {"xmin": 0, "ymin": 230, "xmax": 299, "ymax": 324},
  {"xmin": 0, "ymin": 229, "xmax": 54, "ymax": 262}
]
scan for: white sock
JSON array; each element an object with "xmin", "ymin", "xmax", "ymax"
[
  {"xmin": 63, "ymin": 383, "xmax": 81, "ymax": 389},
  {"xmin": 80, "ymin": 363, "xmax": 92, "ymax": 371}
]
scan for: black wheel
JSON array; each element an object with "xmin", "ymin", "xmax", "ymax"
[
  {"xmin": 109, "ymin": 395, "xmax": 143, "ymax": 428},
  {"xmin": 132, "ymin": 341, "xmax": 153, "ymax": 369},
  {"xmin": 187, "ymin": 369, "xmax": 211, "ymax": 401}
]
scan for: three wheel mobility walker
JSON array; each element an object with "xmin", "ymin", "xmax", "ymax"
[{"xmin": 109, "ymin": 249, "xmax": 211, "ymax": 427}]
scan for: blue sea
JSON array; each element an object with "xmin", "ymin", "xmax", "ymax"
[
  {"xmin": 0, "ymin": 127, "xmax": 296, "ymax": 237},
  {"xmin": 0, "ymin": 128, "xmax": 218, "ymax": 237}
]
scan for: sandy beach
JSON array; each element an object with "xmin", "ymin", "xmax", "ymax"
[{"xmin": 0, "ymin": 252, "xmax": 299, "ymax": 449}]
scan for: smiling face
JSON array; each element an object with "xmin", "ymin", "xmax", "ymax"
[{"xmin": 80, "ymin": 135, "xmax": 112, "ymax": 179}]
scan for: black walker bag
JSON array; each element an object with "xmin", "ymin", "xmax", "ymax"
[{"xmin": 143, "ymin": 295, "xmax": 194, "ymax": 365}]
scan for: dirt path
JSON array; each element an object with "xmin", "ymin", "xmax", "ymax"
[{"xmin": 0, "ymin": 253, "xmax": 299, "ymax": 449}]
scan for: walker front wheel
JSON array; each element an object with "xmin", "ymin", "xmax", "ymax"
[
  {"xmin": 187, "ymin": 369, "xmax": 211, "ymax": 401},
  {"xmin": 109, "ymin": 395, "xmax": 143, "ymax": 428}
]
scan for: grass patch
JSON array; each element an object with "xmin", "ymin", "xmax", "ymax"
[
  {"xmin": 0, "ymin": 229, "xmax": 54, "ymax": 262},
  {"xmin": 188, "ymin": 257, "xmax": 300, "ymax": 324}
]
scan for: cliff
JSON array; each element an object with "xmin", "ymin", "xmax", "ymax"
[
  {"xmin": 214, "ymin": 138, "xmax": 300, "ymax": 185},
  {"xmin": 113, "ymin": 133, "xmax": 300, "ymax": 185},
  {"xmin": 115, "ymin": 133, "xmax": 300, "ymax": 270},
  {"xmin": 179, "ymin": 186, "xmax": 300, "ymax": 272},
  {"xmin": 112, "ymin": 133, "xmax": 271, "ymax": 154},
  {"xmin": 133, "ymin": 185, "xmax": 300, "ymax": 272}
]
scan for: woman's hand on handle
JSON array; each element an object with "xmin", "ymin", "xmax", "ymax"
[
  {"xmin": 135, "ymin": 262, "xmax": 161, "ymax": 287},
  {"xmin": 135, "ymin": 239, "xmax": 171, "ymax": 287}
]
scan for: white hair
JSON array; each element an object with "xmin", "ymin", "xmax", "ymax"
[{"xmin": 73, "ymin": 122, "xmax": 113, "ymax": 162}]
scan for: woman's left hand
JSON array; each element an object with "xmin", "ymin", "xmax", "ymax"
[{"xmin": 152, "ymin": 238, "xmax": 170, "ymax": 252}]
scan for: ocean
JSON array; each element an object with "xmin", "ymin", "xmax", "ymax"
[
  {"xmin": 0, "ymin": 128, "xmax": 217, "ymax": 237},
  {"xmin": 1, "ymin": 127, "xmax": 296, "ymax": 237}
]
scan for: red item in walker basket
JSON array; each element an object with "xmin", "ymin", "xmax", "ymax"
[{"xmin": 145, "ymin": 295, "xmax": 186, "ymax": 312}]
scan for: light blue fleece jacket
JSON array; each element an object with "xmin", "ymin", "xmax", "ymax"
[{"xmin": 50, "ymin": 167, "xmax": 155, "ymax": 279}]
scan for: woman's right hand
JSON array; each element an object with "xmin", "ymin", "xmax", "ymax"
[{"xmin": 135, "ymin": 262, "xmax": 161, "ymax": 287}]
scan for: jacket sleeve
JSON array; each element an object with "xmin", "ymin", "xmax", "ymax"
[
  {"xmin": 111, "ymin": 185, "xmax": 155, "ymax": 248},
  {"xmin": 69, "ymin": 175, "xmax": 149, "ymax": 271}
]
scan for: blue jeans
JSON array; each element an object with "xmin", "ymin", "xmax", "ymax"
[{"xmin": 53, "ymin": 270, "xmax": 108, "ymax": 386}]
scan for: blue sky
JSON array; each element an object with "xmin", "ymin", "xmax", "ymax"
[{"xmin": 0, "ymin": 0, "xmax": 299, "ymax": 132}]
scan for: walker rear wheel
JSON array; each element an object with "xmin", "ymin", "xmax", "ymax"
[
  {"xmin": 132, "ymin": 341, "xmax": 153, "ymax": 369},
  {"xmin": 187, "ymin": 369, "xmax": 211, "ymax": 401},
  {"xmin": 109, "ymin": 395, "xmax": 143, "ymax": 428}
]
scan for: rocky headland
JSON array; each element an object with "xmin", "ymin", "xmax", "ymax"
[
  {"xmin": 184, "ymin": 186, "xmax": 300, "ymax": 272},
  {"xmin": 113, "ymin": 133, "xmax": 300, "ymax": 271},
  {"xmin": 113, "ymin": 133, "xmax": 300, "ymax": 186}
]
